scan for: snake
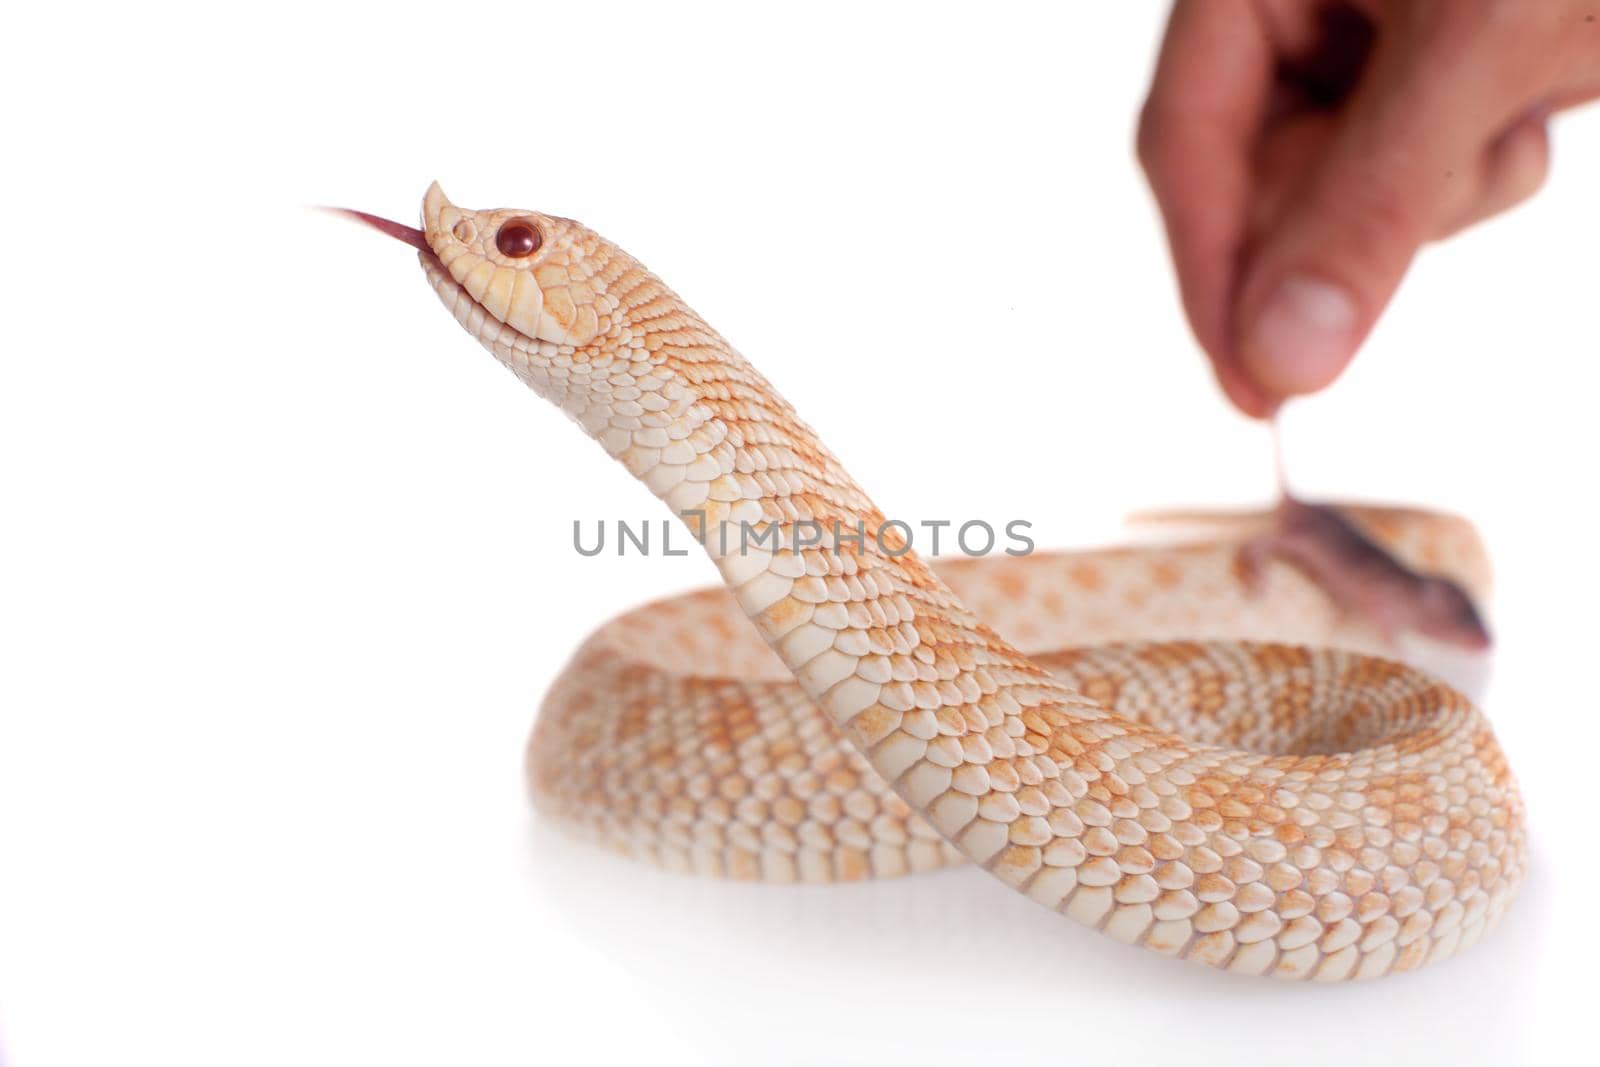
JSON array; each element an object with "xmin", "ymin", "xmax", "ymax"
[{"xmin": 344, "ymin": 184, "xmax": 1524, "ymax": 981}]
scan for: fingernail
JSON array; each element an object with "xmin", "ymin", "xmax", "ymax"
[{"xmin": 1243, "ymin": 276, "xmax": 1359, "ymax": 395}]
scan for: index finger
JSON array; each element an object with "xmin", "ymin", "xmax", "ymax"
[{"xmin": 1138, "ymin": 0, "xmax": 1278, "ymax": 416}]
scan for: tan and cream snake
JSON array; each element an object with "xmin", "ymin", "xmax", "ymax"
[{"xmin": 343, "ymin": 184, "xmax": 1524, "ymax": 981}]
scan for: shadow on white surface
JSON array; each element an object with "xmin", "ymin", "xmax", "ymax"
[{"xmin": 519, "ymin": 810, "xmax": 1546, "ymax": 1066}]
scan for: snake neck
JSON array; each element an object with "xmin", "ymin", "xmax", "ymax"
[{"xmin": 483, "ymin": 262, "xmax": 1115, "ymax": 793}]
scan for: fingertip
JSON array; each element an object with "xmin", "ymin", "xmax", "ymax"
[
  {"xmin": 1210, "ymin": 352, "xmax": 1283, "ymax": 420},
  {"xmin": 1239, "ymin": 274, "xmax": 1362, "ymax": 398}
]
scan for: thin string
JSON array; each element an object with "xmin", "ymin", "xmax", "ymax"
[{"xmin": 1270, "ymin": 413, "xmax": 1290, "ymax": 499}]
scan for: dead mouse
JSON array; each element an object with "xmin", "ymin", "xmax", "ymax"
[{"xmin": 1240, "ymin": 496, "xmax": 1492, "ymax": 650}]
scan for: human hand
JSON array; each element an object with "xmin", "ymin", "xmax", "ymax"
[{"xmin": 1139, "ymin": 0, "xmax": 1600, "ymax": 417}]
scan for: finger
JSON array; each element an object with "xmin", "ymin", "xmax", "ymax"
[
  {"xmin": 1438, "ymin": 115, "xmax": 1550, "ymax": 237},
  {"xmin": 1247, "ymin": 110, "xmax": 1336, "ymax": 236},
  {"xmin": 1138, "ymin": 0, "xmax": 1277, "ymax": 416},
  {"xmin": 1232, "ymin": 24, "xmax": 1523, "ymax": 400}
]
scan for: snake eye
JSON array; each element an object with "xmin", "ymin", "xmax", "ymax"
[{"xmin": 495, "ymin": 219, "xmax": 542, "ymax": 258}]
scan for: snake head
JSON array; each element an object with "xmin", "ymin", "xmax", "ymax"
[
  {"xmin": 334, "ymin": 183, "xmax": 613, "ymax": 350},
  {"xmin": 417, "ymin": 182, "xmax": 614, "ymax": 349},
  {"xmin": 340, "ymin": 185, "xmax": 693, "ymax": 432}
]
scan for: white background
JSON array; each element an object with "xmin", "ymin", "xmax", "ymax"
[{"xmin": 3, "ymin": 2, "xmax": 1597, "ymax": 1064}]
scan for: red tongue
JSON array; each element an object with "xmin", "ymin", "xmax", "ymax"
[{"xmin": 326, "ymin": 207, "xmax": 429, "ymax": 251}]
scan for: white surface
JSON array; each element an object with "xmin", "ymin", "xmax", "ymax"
[{"xmin": 2, "ymin": 2, "xmax": 1597, "ymax": 1065}]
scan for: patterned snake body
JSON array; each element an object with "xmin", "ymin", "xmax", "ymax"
[{"xmin": 361, "ymin": 184, "xmax": 1525, "ymax": 980}]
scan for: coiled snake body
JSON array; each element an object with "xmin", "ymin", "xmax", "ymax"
[{"xmin": 354, "ymin": 185, "xmax": 1524, "ymax": 980}]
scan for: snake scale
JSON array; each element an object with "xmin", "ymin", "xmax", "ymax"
[{"xmin": 347, "ymin": 184, "xmax": 1524, "ymax": 980}]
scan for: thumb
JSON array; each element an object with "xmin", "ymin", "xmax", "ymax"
[{"xmin": 1233, "ymin": 61, "xmax": 1488, "ymax": 400}]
